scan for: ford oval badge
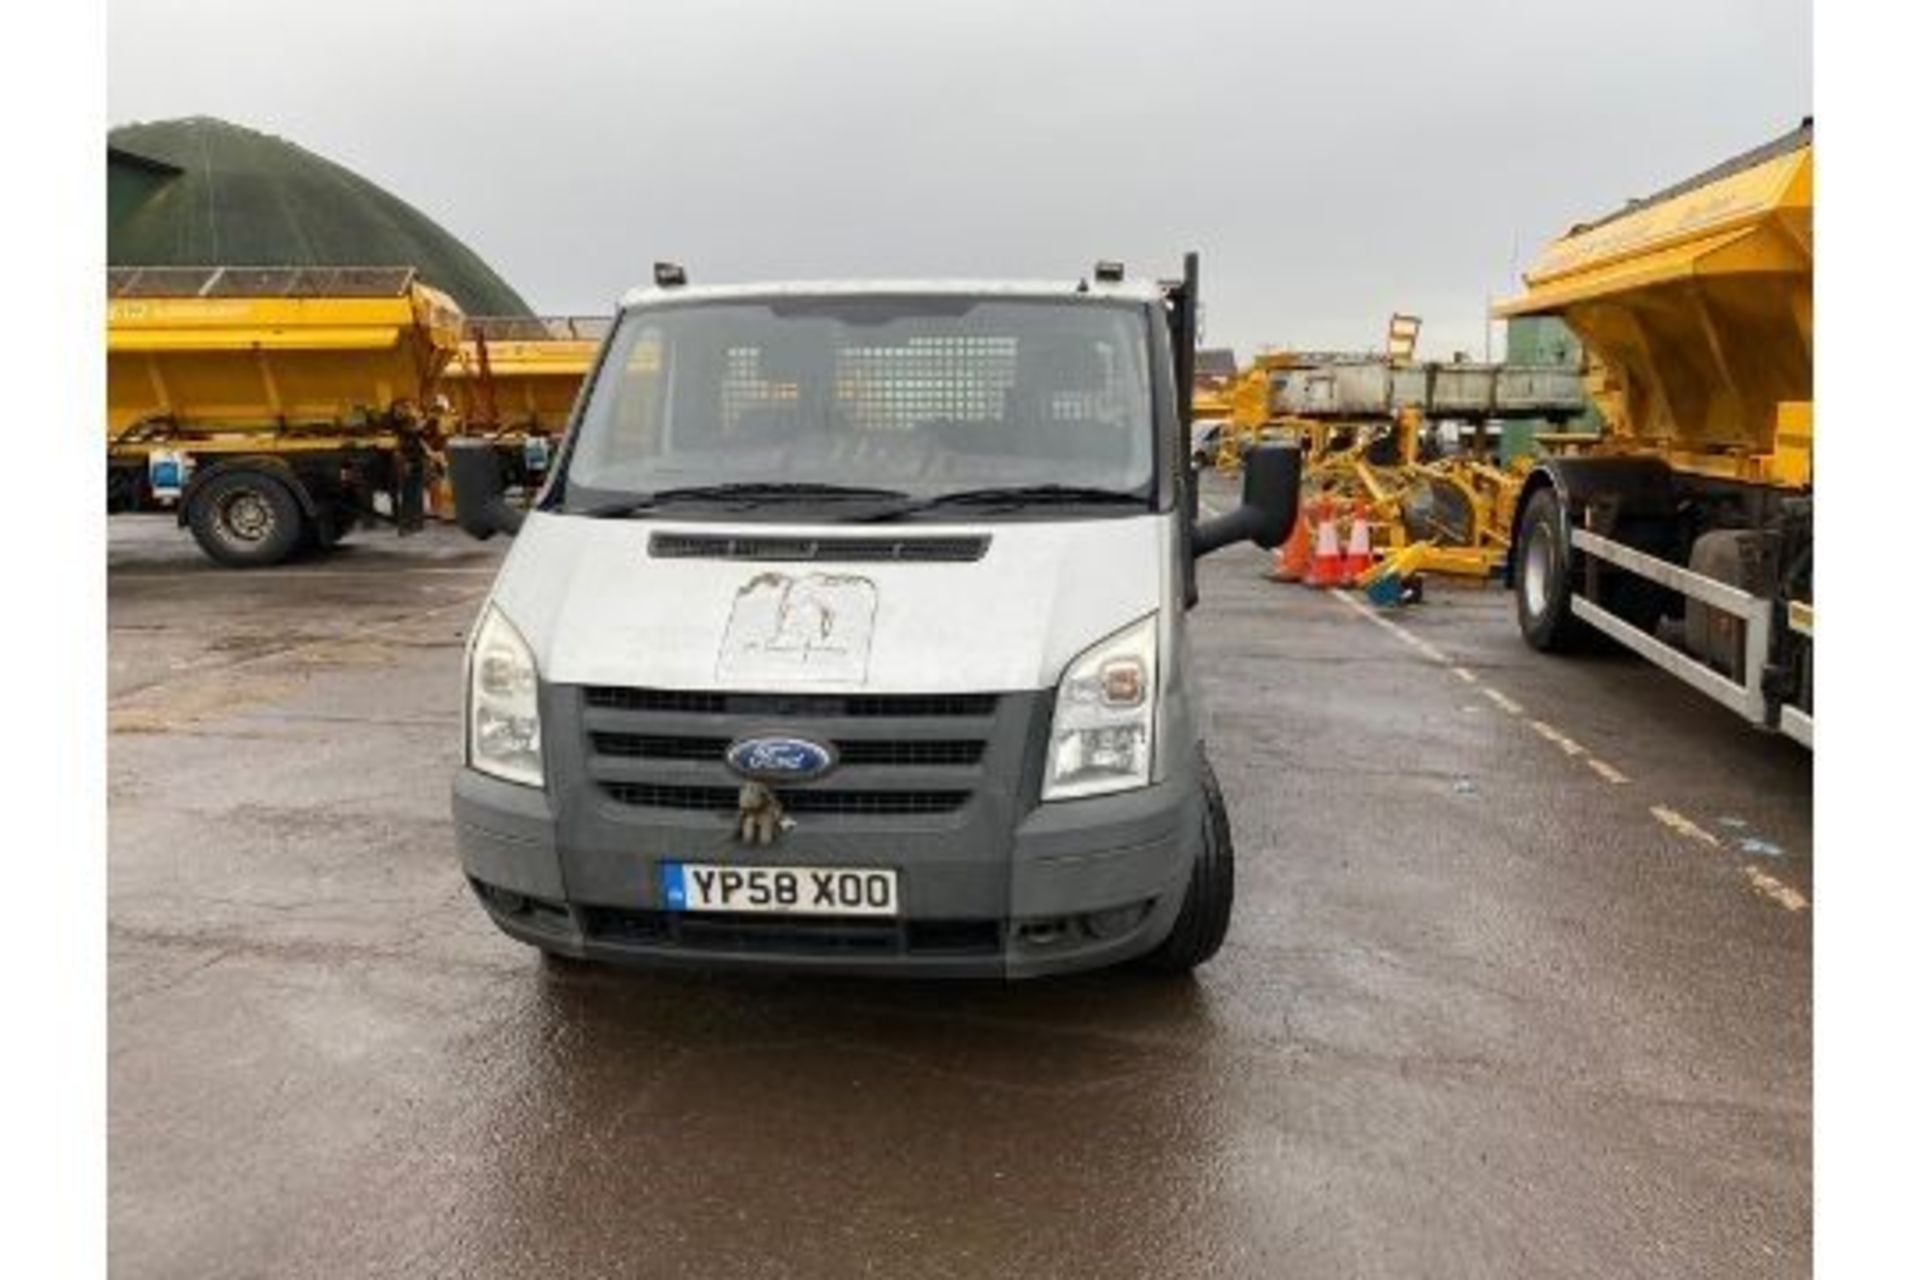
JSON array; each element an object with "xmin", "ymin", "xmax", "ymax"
[{"xmin": 725, "ymin": 735, "xmax": 837, "ymax": 782}]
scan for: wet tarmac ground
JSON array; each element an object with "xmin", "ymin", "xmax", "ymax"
[{"xmin": 109, "ymin": 483, "xmax": 1811, "ymax": 1278}]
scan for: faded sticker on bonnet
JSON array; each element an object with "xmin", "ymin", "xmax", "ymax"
[{"xmin": 716, "ymin": 572, "xmax": 877, "ymax": 684}]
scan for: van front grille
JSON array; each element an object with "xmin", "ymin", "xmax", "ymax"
[
  {"xmin": 598, "ymin": 781, "xmax": 970, "ymax": 816},
  {"xmin": 577, "ymin": 686, "xmax": 1023, "ymax": 824},
  {"xmin": 591, "ymin": 733, "xmax": 727, "ymax": 761},
  {"xmin": 589, "ymin": 732, "xmax": 986, "ymax": 767},
  {"xmin": 583, "ymin": 688, "xmax": 727, "ymax": 715}
]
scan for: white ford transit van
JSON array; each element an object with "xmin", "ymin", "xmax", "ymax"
[{"xmin": 449, "ymin": 256, "xmax": 1297, "ymax": 977}]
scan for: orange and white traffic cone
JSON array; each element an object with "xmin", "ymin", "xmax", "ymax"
[
  {"xmin": 1307, "ymin": 499, "xmax": 1345, "ymax": 588},
  {"xmin": 1343, "ymin": 501, "xmax": 1373, "ymax": 586},
  {"xmin": 1267, "ymin": 503, "xmax": 1312, "ymax": 583}
]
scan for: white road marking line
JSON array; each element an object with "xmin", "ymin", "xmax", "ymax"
[
  {"xmin": 1743, "ymin": 866, "xmax": 1810, "ymax": 912},
  {"xmin": 1385, "ymin": 623, "xmax": 1444, "ymax": 660},
  {"xmin": 1332, "ymin": 591, "xmax": 1537, "ymax": 717},
  {"xmin": 1650, "ymin": 805, "xmax": 1721, "ymax": 848},
  {"xmin": 1584, "ymin": 757, "xmax": 1631, "ymax": 785},
  {"xmin": 1328, "ymin": 576, "xmax": 1803, "ymax": 912},
  {"xmin": 1332, "ymin": 589, "xmax": 1393, "ymax": 626},
  {"xmin": 1478, "ymin": 685, "xmax": 1525, "ymax": 716},
  {"xmin": 1338, "ymin": 595, "xmax": 1452, "ymax": 664},
  {"xmin": 1528, "ymin": 719, "xmax": 1587, "ymax": 757}
]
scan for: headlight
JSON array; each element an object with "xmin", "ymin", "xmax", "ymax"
[
  {"xmin": 467, "ymin": 605, "xmax": 543, "ymax": 787},
  {"xmin": 1043, "ymin": 613, "xmax": 1157, "ymax": 801}
]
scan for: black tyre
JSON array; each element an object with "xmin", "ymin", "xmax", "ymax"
[
  {"xmin": 1138, "ymin": 751, "xmax": 1234, "ymax": 975},
  {"xmin": 186, "ymin": 469, "xmax": 306, "ymax": 568},
  {"xmin": 1514, "ymin": 486, "xmax": 1587, "ymax": 652}
]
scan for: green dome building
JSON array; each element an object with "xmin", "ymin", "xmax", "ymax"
[{"xmin": 107, "ymin": 116, "xmax": 530, "ymax": 316}]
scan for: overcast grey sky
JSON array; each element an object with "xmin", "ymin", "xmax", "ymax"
[{"xmin": 107, "ymin": 0, "xmax": 1808, "ymax": 359}]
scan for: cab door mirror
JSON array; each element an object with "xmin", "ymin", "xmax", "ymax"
[
  {"xmin": 1192, "ymin": 445, "xmax": 1300, "ymax": 557},
  {"xmin": 447, "ymin": 439, "xmax": 525, "ymax": 539}
]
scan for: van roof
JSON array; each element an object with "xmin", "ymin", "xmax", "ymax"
[{"xmin": 617, "ymin": 278, "xmax": 1166, "ymax": 310}]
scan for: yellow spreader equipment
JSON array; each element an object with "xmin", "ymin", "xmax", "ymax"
[
  {"xmin": 1219, "ymin": 313, "xmax": 1577, "ymax": 589},
  {"xmin": 441, "ymin": 315, "xmax": 607, "ymax": 436},
  {"xmin": 437, "ymin": 315, "xmax": 609, "ymax": 502}
]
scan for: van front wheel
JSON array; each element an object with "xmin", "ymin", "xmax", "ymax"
[{"xmin": 1138, "ymin": 753, "xmax": 1234, "ymax": 974}]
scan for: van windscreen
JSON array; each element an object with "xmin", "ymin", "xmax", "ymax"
[{"xmin": 561, "ymin": 295, "xmax": 1155, "ymax": 510}]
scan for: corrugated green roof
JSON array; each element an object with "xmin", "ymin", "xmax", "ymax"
[{"xmin": 107, "ymin": 116, "xmax": 531, "ymax": 316}]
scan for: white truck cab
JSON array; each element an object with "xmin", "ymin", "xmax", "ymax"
[{"xmin": 449, "ymin": 257, "xmax": 1298, "ymax": 977}]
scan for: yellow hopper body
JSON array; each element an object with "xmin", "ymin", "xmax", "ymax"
[
  {"xmin": 107, "ymin": 266, "xmax": 464, "ymax": 452},
  {"xmin": 1495, "ymin": 124, "xmax": 1812, "ymax": 489}
]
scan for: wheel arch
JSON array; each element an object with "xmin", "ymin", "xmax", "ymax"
[{"xmin": 1506, "ymin": 455, "xmax": 1677, "ymax": 582}]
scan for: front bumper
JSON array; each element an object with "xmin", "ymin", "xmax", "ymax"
[{"xmin": 452, "ymin": 765, "xmax": 1202, "ymax": 979}]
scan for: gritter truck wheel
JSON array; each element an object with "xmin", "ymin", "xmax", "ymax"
[
  {"xmin": 187, "ymin": 469, "xmax": 305, "ymax": 568},
  {"xmin": 1515, "ymin": 486, "xmax": 1587, "ymax": 653},
  {"xmin": 1138, "ymin": 750, "xmax": 1235, "ymax": 975}
]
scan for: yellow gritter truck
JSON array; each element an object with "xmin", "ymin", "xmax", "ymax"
[
  {"xmin": 107, "ymin": 265, "xmax": 466, "ymax": 566},
  {"xmin": 1495, "ymin": 120, "xmax": 1812, "ymax": 744}
]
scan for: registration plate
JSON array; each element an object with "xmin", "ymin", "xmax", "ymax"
[{"xmin": 661, "ymin": 863, "xmax": 900, "ymax": 918}]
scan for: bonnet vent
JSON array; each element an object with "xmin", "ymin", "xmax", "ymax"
[{"xmin": 648, "ymin": 533, "xmax": 989, "ymax": 563}]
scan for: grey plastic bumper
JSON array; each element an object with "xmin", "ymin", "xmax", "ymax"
[
  {"xmin": 452, "ymin": 766, "xmax": 1202, "ymax": 979},
  {"xmin": 453, "ymin": 768, "xmax": 563, "ymax": 899}
]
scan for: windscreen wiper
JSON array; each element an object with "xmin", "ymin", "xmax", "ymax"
[
  {"xmin": 581, "ymin": 482, "xmax": 910, "ymax": 518},
  {"xmin": 853, "ymin": 484, "xmax": 1150, "ymax": 521}
]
